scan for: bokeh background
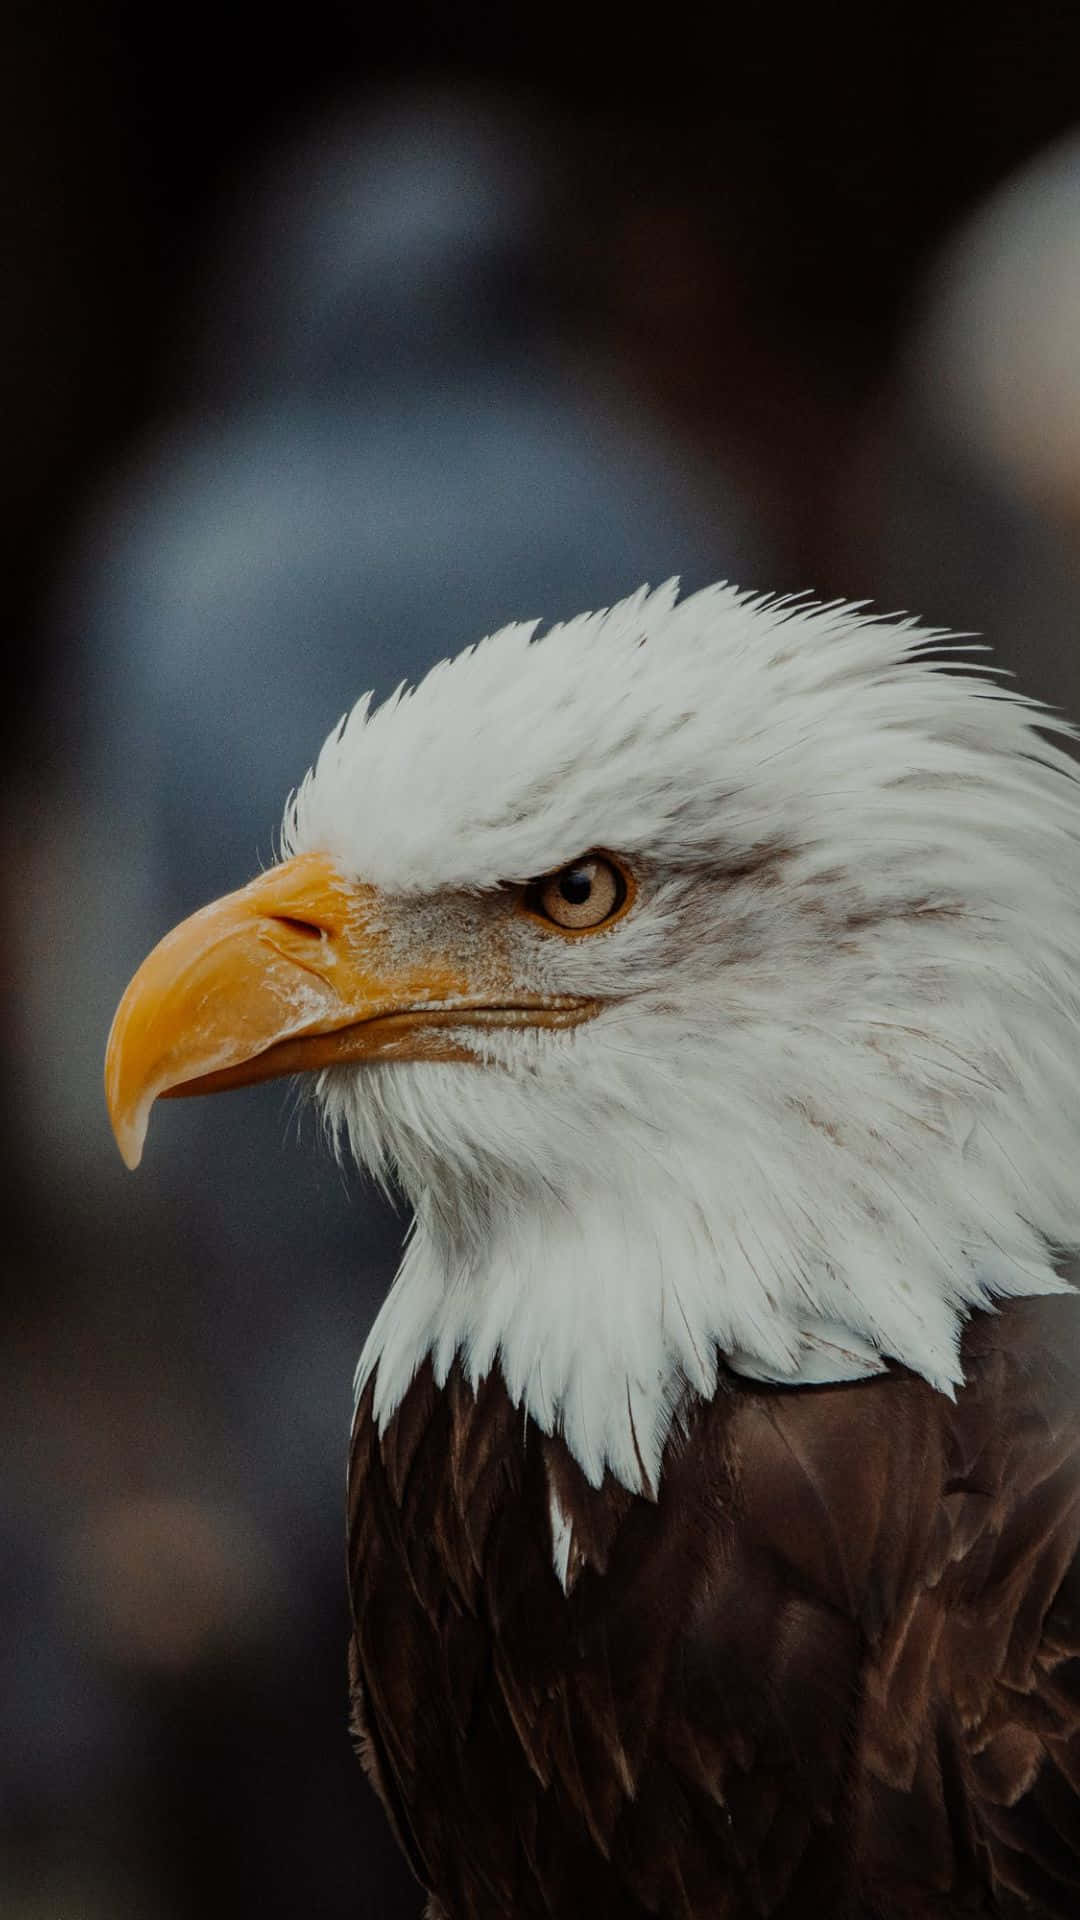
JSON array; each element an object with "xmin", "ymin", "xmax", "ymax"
[{"xmin": 6, "ymin": 8, "xmax": 1080, "ymax": 1915}]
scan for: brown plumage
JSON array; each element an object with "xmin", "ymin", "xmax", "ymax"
[{"xmin": 348, "ymin": 1294, "xmax": 1080, "ymax": 1919}]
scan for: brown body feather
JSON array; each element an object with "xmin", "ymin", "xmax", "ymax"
[{"xmin": 347, "ymin": 1295, "xmax": 1080, "ymax": 1918}]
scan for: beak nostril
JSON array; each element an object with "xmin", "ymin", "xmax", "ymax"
[{"xmin": 271, "ymin": 914, "xmax": 325, "ymax": 940}]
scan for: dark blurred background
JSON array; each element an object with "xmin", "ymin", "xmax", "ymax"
[{"xmin": 5, "ymin": 6, "xmax": 1080, "ymax": 1915}]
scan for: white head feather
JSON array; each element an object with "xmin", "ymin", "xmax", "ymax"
[{"xmin": 282, "ymin": 580, "xmax": 1080, "ymax": 1493}]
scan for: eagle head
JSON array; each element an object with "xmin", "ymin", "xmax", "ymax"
[{"xmin": 106, "ymin": 581, "xmax": 1080, "ymax": 1489}]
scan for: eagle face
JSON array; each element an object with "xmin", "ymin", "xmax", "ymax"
[{"xmin": 108, "ymin": 581, "xmax": 1080, "ymax": 1489}]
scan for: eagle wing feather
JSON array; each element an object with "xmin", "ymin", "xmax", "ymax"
[{"xmin": 347, "ymin": 1295, "xmax": 1080, "ymax": 1918}]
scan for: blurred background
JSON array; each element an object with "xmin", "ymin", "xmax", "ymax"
[{"xmin": 5, "ymin": 6, "xmax": 1080, "ymax": 1915}]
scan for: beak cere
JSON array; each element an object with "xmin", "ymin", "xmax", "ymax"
[
  {"xmin": 105, "ymin": 852, "xmax": 601, "ymax": 1171},
  {"xmin": 104, "ymin": 852, "xmax": 480, "ymax": 1171}
]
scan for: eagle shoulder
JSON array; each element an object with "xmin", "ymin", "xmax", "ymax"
[{"xmin": 346, "ymin": 1294, "xmax": 1080, "ymax": 1919}]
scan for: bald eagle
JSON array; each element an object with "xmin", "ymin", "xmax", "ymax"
[{"xmin": 107, "ymin": 583, "xmax": 1080, "ymax": 1918}]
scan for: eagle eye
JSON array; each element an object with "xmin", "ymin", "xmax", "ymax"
[{"xmin": 522, "ymin": 855, "xmax": 632, "ymax": 935}]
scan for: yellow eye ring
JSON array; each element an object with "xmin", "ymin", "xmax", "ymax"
[{"xmin": 520, "ymin": 854, "xmax": 635, "ymax": 936}]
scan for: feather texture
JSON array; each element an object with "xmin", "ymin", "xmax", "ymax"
[{"xmin": 348, "ymin": 1295, "xmax": 1080, "ymax": 1919}]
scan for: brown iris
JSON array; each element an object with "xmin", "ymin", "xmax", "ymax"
[{"xmin": 522, "ymin": 854, "xmax": 633, "ymax": 935}]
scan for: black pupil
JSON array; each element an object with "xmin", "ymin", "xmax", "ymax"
[{"xmin": 559, "ymin": 867, "xmax": 594, "ymax": 905}]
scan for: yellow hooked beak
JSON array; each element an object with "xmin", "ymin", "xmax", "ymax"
[{"xmin": 105, "ymin": 852, "xmax": 596, "ymax": 1170}]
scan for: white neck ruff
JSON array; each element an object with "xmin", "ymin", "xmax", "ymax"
[{"xmin": 347, "ymin": 1013, "xmax": 1074, "ymax": 1494}]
